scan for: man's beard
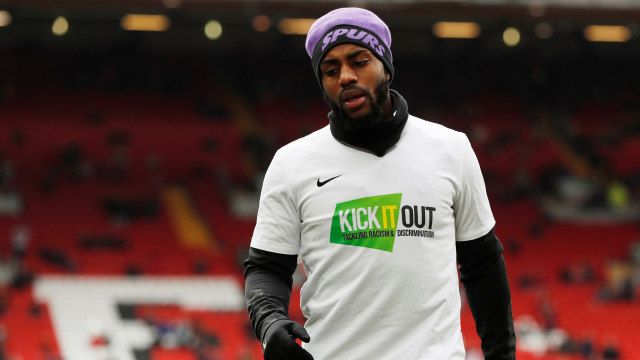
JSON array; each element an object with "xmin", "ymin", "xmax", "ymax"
[{"xmin": 324, "ymin": 78, "xmax": 390, "ymax": 133}]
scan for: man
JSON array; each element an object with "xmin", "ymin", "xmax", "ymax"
[{"xmin": 244, "ymin": 7, "xmax": 516, "ymax": 360}]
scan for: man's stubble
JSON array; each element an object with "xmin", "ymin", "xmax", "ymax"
[{"xmin": 324, "ymin": 77, "xmax": 390, "ymax": 133}]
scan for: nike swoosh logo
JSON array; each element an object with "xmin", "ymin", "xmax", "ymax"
[{"xmin": 317, "ymin": 174, "xmax": 342, "ymax": 187}]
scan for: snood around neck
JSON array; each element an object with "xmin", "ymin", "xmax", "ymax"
[{"xmin": 329, "ymin": 89, "xmax": 408, "ymax": 157}]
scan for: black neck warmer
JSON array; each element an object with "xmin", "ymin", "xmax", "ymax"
[{"xmin": 329, "ymin": 89, "xmax": 408, "ymax": 157}]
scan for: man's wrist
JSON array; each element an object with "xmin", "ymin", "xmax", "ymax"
[{"xmin": 260, "ymin": 316, "xmax": 290, "ymax": 344}]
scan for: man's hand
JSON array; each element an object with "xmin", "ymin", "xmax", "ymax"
[{"xmin": 263, "ymin": 319, "xmax": 314, "ymax": 360}]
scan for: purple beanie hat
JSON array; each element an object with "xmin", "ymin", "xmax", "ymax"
[{"xmin": 305, "ymin": 7, "xmax": 394, "ymax": 83}]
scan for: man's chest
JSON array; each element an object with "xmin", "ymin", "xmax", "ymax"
[{"xmin": 295, "ymin": 158, "xmax": 458, "ymax": 253}]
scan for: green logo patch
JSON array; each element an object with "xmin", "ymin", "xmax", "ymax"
[{"xmin": 330, "ymin": 193, "xmax": 402, "ymax": 252}]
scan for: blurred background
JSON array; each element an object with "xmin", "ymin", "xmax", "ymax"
[{"xmin": 0, "ymin": 0, "xmax": 639, "ymax": 359}]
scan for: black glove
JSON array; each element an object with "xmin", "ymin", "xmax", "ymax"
[{"xmin": 263, "ymin": 319, "xmax": 314, "ymax": 360}]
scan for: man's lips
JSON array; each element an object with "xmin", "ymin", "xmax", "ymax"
[
  {"xmin": 343, "ymin": 95, "xmax": 366, "ymax": 110},
  {"xmin": 341, "ymin": 89, "xmax": 366, "ymax": 101},
  {"xmin": 341, "ymin": 89, "xmax": 367, "ymax": 110}
]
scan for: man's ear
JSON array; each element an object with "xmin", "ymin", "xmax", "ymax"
[{"xmin": 385, "ymin": 72, "xmax": 391, "ymax": 81}]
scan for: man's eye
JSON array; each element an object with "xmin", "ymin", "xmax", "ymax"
[
  {"xmin": 354, "ymin": 60, "xmax": 369, "ymax": 67},
  {"xmin": 325, "ymin": 68, "xmax": 338, "ymax": 76}
]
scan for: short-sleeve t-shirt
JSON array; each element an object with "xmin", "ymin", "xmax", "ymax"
[{"xmin": 250, "ymin": 115, "xmax": 495, "ymax": 360}]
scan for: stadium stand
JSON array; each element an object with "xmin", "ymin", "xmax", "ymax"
[{"xmin": 0, "ymin": 35, "xmax": 639, "ymax": 360}]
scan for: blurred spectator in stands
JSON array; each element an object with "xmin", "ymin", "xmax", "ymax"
[
  {"xmin": 77, "ymin": 234, "xmax": 127, "ymax": 250},
  {"xmin": 192, "ymin": 320, "xmax": 221, "ymax": 360},
  {"xmin": 606, "ymin": 181, "xmax": 631, "ymax": 211},
  {"xmin": 124, "ymin": 264, "xmax": 142, "ymax": 276},
  {"xmin": 192, "ymin": 259, "xmax": 209, "ymax": 275},
  {"xmin": 104, "ymin": 130, "xmax": 131, "ymax": 183},
  {"xmin": 535, "ymin": 289, "xmax": 557, "ymax": 331},
  {"xmin": 192, "ymin": 320, "xmax": 219, "ymax": 346},
  {"xmin": 10, "ymin": 225, "xmax": 30, "ymax": 262},
  {"xmin": 558, "ymin": 174, "xmax": 603, "ymax": 209},
  {"xmin": 0, "ymin": 257, "xmax": 18, "ymax": 314},
  {"xmin": 0, "ymin": 284, "xmax": 8, "ymax": 316},
  {"xmin": 156, "ymin": 320, "xmax": 192, "ymax": 349},
  {"xmin": 58, "ymin": 143, "xmax": 93, "ymax": 182},
  {"xmin": 558, "ymin": 333, "xmax": 578, "ymax": 355},
  {"xmin": 601, "ymin": 337, "xmax": 621, "ymax": 360},
  {"xmin": 0, "ymin": 152, "xmax": 22, "ymax": 216},
  {"xmin": 39, "ymin": 143, "xmax": 91, "ymax": 193},
  {"xmin": 528, "ymin": 220, "xmax": 546, "ymax": 240},
  {"xmin": 147, "ymin": 317, "xmax": 222, "ymax": 359},
  {"xmin": 40, "ymin": 168, "xmax": 56, "ymax": 194},
  {"xmin": 0, "ymin": 151, "xmax": 14, "ymax": 191},
  {"xmin": 515, "ymin": 304, "xmax": 582, "ymax": 357},
  {"xmin": 28, "ymin": 301, "xmax": 43, "ymax": 319},
  {"xmin": 514, "ymin": 315, "xmax": 547, "ymax": 356},
  {"xmin": 560, "ymin": 261, "xmax": 596, "ymax": 285},
  {"xmin": 0, "ymin": 191, "xmax": 22, "ymax": 216},
  {"xmin": 545, "ymin": 328, "xmax": 571, "ymax": 354},
  {"xmin": 38, "ymin": 248, "xmax": 76, "ymax": 273},
  {"xmin": 517, "ymin": 273, "xmax": 541, "ymax": 290},
  {"xmin": 10, "ymin": 262, "xmax": 33, "ymax": 289},
  {"xmin": 504, "ymin": 237, "xmax": 521, "ymax": 256},
  {"xmin": 577, "ymin": 333, "xmax": 596, "ymax": 360},
  {"xmin": 103, "ymin": 196, "xmax": 159, "ymax": 224},
  {"xmin": 0, "ymin": 325, "xmax": 7, "ymax": 360},
  {"xmin": 598, "ymin": 259, "xmax": 634, "ymax": 301},
  {"xmin": 631, "ymin": 240, "xmax": 640, "ymax": 264}
]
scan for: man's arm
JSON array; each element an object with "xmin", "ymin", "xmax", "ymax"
[
  {"xmin": 244, "ymin": 247, "xmax": 313, "ymax": 360},
  {"xmin": 456, "ymin": 227, "xmax": 516, "ymax": 360},
  {"xmin": 244, "ymin": 246, "xmax": 296, "ymax": 340}
]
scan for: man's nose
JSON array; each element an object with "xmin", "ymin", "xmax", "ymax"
[{"xmin": 339, "ymin": 66, "xmax": 357, "ymax": 87}]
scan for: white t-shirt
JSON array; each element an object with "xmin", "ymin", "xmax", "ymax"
[{"xmin": 251, "ymin": 115, "xmax": 495, "ymax": 360}]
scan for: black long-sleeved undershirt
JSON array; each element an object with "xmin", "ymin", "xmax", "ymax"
[
  {"xmin": 244, "ymin": 248, "xmax": 298, "ymax": 342},
  {"xmin": 457, "ymin": 228, "xmax": 516, "ymax": 360},
  {"xmin": 244, "ymin": 228, "xmax": 515, "ymax": 359}
]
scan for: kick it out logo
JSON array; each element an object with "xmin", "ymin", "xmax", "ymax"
[{"xmin": 330, "ymin": 193, "xmax": 436, "ymax": 252}]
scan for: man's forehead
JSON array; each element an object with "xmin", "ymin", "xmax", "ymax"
[{"xmin": 322, "ymin": 44, "xmax": 372, "ymax": 62}]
